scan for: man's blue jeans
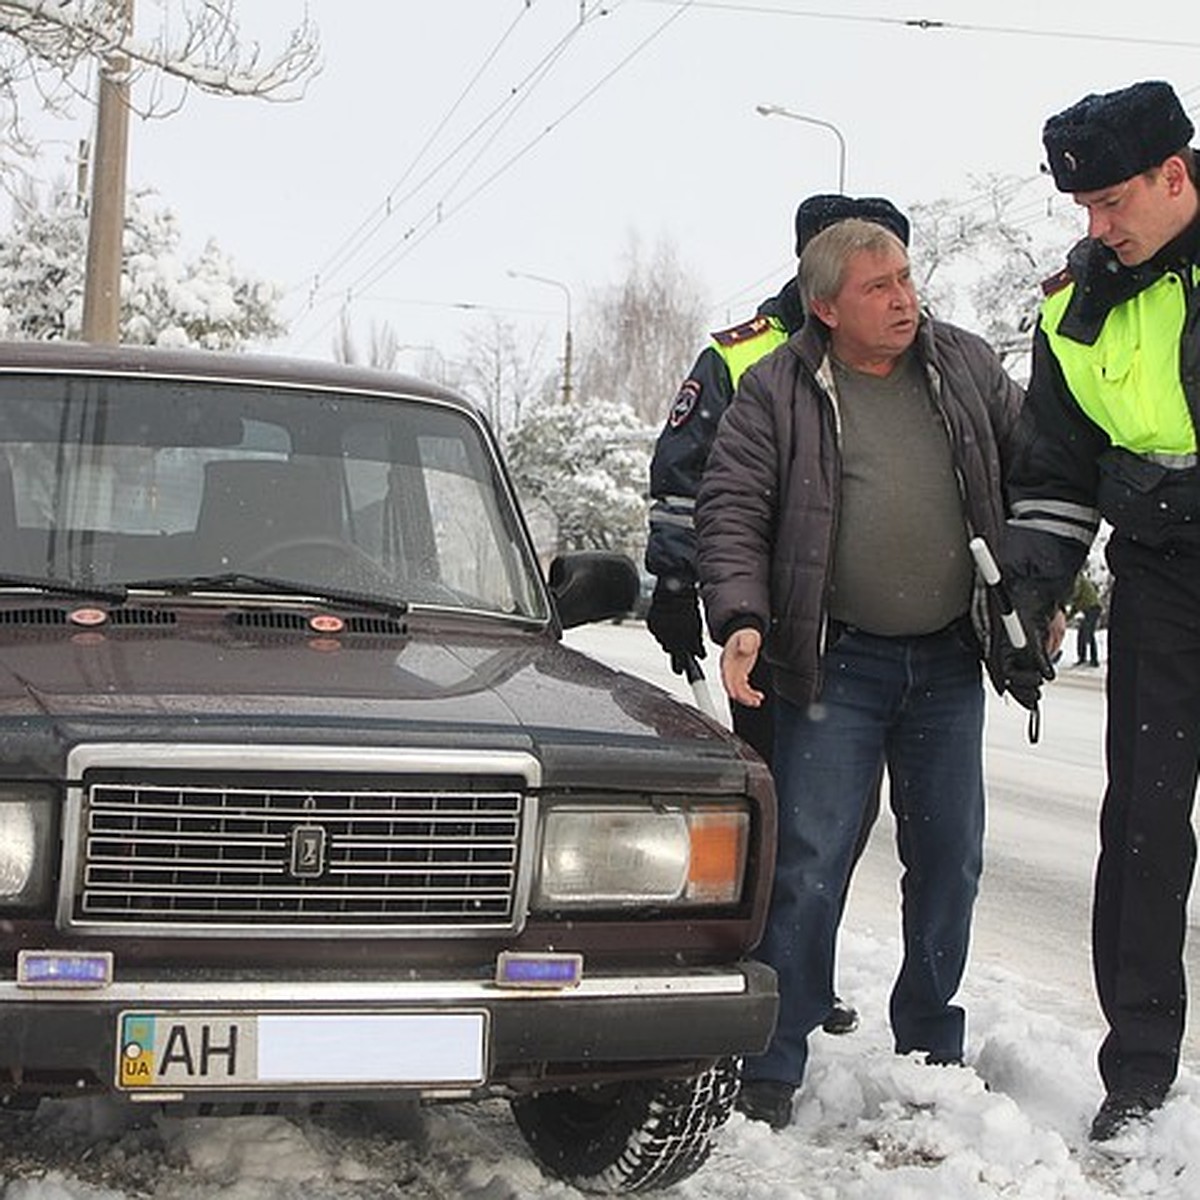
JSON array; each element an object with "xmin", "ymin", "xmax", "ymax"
[{"xmin": 743, "ymin": 621, "xmax": 985, "ymax": 1088}]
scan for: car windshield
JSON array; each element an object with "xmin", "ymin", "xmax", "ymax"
[{"xmin": 0, "ymin": 374, "xmax": 549, "ymax": 621}]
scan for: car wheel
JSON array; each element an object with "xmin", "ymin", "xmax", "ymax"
[{"xmin": 511, "ymin": 1057, "xmax": 739, "ymax": 1194}]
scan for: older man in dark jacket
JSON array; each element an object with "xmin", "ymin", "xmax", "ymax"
[{"xmin": 696, "ymin": 217, "xmax": 1025, "ymax": 1130}]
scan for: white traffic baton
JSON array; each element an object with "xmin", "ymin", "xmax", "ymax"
[
  {"xmin": 682, "ymin": 654, "xmax": 723, "ymax": 723},
  {"xmin": 969, "ymin": 535, "xmax": 1043, "ymax": 744}
]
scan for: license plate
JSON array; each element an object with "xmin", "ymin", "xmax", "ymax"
[{"xmin": 117, "ymin": 1010, "xmax": 487, "ymax": 1090}]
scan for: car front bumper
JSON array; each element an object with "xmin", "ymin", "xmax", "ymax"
[{"xmin": 0, "ymin": 961, "xmax": 778, "ymax": 1102}]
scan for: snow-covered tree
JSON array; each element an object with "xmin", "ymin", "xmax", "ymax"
[
  {"xmin": 1, "ymin": 1, "xmax": 319, "ymax": 109},
  {"xmin": 504, "ymin": 396, "xmax": 652, "ymax": 560},
  {"xmin": 0, "ymin": 2, "xmax": 318, "ymax": 193},
  {"xmin": 909, "ymin": 174, "xmax": 1080, "ymax": 377},
  {"xmin": 0, "ymin": 182, "xmax": 284, "ymax": 347}
]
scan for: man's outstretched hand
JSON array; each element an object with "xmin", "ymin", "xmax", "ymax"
[{"xmin": 720, "ymin": 627, "xmax": 765, "ymax": 708}]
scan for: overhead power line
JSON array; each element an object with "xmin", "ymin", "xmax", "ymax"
[
  {"xmin": 292, "ymin": 1, "xmax": 701, "ymax": 353},
  {"xmin": 296, "ymin": 0, "xmax": 1200, "ymax": 352},
  {"xmin": 307, "ymin": 2, "xmax": 537, "ymax": 292},
  {"xmin": 341, "ymin": 2, "xmax": 698, "ymax": 295},
  {"xmin": 289, "ymin": 1, "xmax": 614, "ymax": 346},
  {"xmin": 632, "ymin": 1, "xmax": 1200, "ymax": 51}
]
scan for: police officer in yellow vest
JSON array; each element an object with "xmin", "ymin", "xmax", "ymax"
[{"xmin": 1001, "ymin": 80, "xmax": 1200, "ymax": 1143}]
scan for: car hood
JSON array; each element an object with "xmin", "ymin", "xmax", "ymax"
[{"xmin": 0, "ymin": 602, "xmax": 735, "ymax": 775}]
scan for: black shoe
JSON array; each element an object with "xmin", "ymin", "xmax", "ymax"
[
  {"xmin": 1089, "ymin": 1090, "xmax": 1161, "ymax": 1142},
  {"xmin": 923, "ymin": 1052, "xmax": 966, "ymax": 1067},
  {"xmin": 735, "ymin": 1079, "xmax": 795, "ymax": 1130},
  {"xmin": 895, "ymin": 1044, "xmax": 965, "ymax": 1067},
  {"xmin": 821, "ymin": 996, "xmax": 859, "ymax": 1035}
]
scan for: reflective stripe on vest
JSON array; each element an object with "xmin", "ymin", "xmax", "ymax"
[
  {"xmin": 712, "ymin": 318, "xmax": 789, "ymax": 388},
  {"xmin": 1041, "ymin": 270, "xmax": 1198, "ymax": 455}
]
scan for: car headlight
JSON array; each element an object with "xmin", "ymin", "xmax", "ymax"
[
  {"xmin": 534, "ymin": 804, "xmax": 748, "ymax": 908},
  {"xmin": 0, "ymin": 786, "xmax": 56, "ymax": 908}
]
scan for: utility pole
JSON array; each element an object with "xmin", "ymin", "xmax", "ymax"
[
  {"xmin": 82, "ymin": 0, "xmax": 134, "ymax": 344},
  {"xmin": 561, "ymin": 323, "xmax": 574, "ymax": 407}
]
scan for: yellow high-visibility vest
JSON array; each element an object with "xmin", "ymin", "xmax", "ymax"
[
  {"xmin": 711, "ymin": 316, "xmax": 789, "ymax": 389},
  {"xmin": 1041, "ymin": 270, "xmax": 1198, "ymax": 456}
]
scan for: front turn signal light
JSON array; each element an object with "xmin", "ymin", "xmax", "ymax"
[{"xmin": 685, "ymin": 809, "xmax": 748, "ymax": 904}]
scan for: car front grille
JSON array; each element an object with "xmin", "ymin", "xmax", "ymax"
[{"xmin": 61, "ymin": 746, "xmax": 540, "ymax": 937}]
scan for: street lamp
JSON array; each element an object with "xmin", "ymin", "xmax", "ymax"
[
  {"xmin": 508, "ymin": 269, "xmax": 574, "ymax": 404},
  {"xmin": 755, "ymin": 103, "xmax": 847, "ymax": 195}
]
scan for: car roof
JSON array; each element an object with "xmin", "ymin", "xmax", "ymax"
[{"xmin": 0, "ymin": 340, "xmax": 477, "ymax": 415}]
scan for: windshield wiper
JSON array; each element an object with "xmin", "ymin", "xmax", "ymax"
[
  {"xmin": 120, "ymin": 572, "xmax": 409, "ymax": 618},
  {"xmin": 0, "ymin": 573, "xmax": 129, "ymax": 603}
]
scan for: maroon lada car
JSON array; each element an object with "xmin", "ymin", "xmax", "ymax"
[{"xmin": 0, "ymin": 342, "xmax": 776, "ymax": 1194}]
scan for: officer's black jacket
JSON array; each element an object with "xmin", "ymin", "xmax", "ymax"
[{"xmin": 645, "ymin": 279, "xmax": 805, "ymax": 586}]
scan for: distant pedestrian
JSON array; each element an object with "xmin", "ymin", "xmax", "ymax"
[{"xmin": 1069, "ymin": 573, "xmax": 1103, "ymax": 667}]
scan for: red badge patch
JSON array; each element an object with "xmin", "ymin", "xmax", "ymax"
[
  {"xmin": 669, "ymin": 379, "xmax": 701, "ymax": 428},
  {"xmin": 712, "ymin": 315, "xmax": 770, "ymax": 347},
  {"xmin": 1040, "ymin": 266, "xmax": 1073, "ymax": 297}
]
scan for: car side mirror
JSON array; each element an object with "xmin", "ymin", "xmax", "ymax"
[{"xmin": 548, "ymin": 551, "xmax": 639, "ymax": 629}]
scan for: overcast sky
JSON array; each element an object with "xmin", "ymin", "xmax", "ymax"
[{"xmin": 27, "ymin": 0, "xmax": 1200, "ymax": 371}]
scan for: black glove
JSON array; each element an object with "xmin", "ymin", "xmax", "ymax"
[
  {"xmin": 646, "ymin": 581, "xmax": 704, "ymax": 676},
  {"xmin": 1001, "ymin": 645, "xmax": 1054, "ymax": 712},
  {"xmin": 1000, "ymin": 608, "xmax": 1056, "ymax": 713}
]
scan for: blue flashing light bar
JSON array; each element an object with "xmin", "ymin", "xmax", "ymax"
[
  {"xmin": 17, "ymin": 950, "xmax": 113, "ymax": 989},
  {"xmin": 495, "ymin": 951, "xmax": 583, "ymax": 989}
]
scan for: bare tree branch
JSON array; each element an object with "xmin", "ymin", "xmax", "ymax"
[
  {"xmin": 0, "ymin": 1, "xmax": 320, "ymax": 109},
  {"xmin": 0, "ymin": 1, "xmax": 319, "ymax": 197},
  {"xmin": 909, "ymin": 174, "xmax": 1080, "ymax": 374},
  {"xmin": 576, "ymin": 232, "xmax": 707, "ymax": 425}
]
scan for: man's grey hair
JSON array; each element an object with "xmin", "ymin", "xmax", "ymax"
[{"xmin": 798, "ymin": 218, "xmax": 909, "ymax": 313}]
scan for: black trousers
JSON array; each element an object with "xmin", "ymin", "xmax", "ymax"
[
  {"xmin": 1076, "ymin": 606, "xmax": 1101, "ymax": 665},
  {"xmin": 1094, "ymin": 535, "xmax": 1200, "ymax": 1099}
]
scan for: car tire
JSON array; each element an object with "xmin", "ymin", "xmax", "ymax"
[{"xmin": 511, "ymin": 1057, "xmax": 739, "ymax": 1194}]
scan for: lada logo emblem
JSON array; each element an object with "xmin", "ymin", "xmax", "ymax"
[{"xmin": 288, "ymin": 824, "xmax": 327, "ymax": 878}]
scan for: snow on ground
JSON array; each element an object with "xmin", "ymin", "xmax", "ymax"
[{"xmin": 2, "ymin": 924, "xmax": 1197, "ymax": 1200}]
